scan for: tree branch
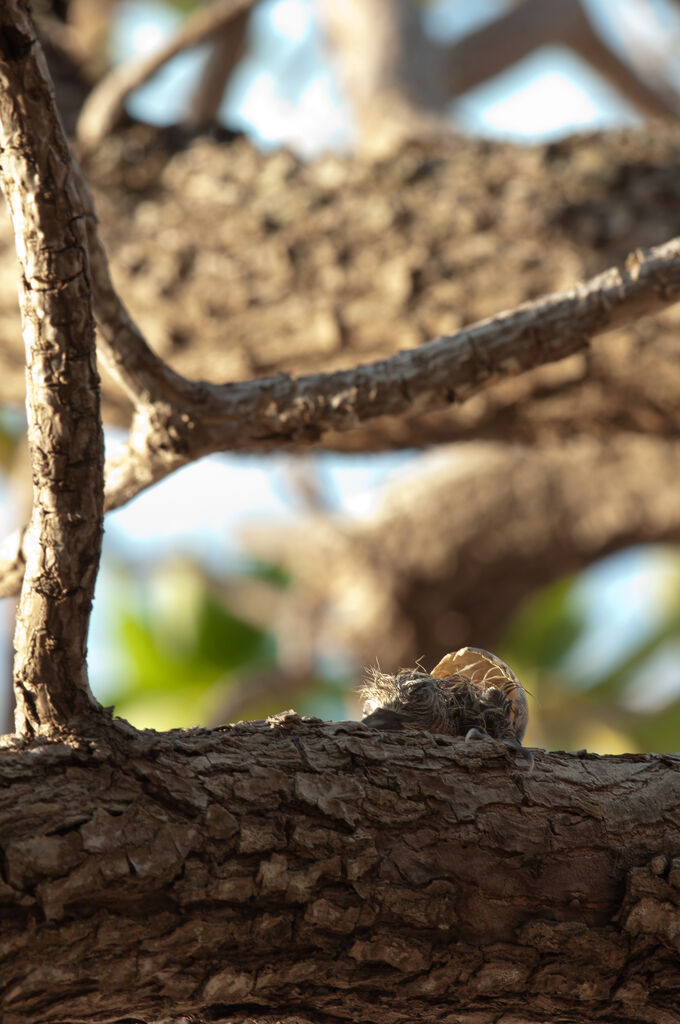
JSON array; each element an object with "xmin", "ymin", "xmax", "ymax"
[
  {"xmin": 75, "ymin": 0, "xmax": 257, "ymax": 151},
  {"xmin": 2, "ymin": 126, "xmax": 680, "ymax": 447},
  {"xmin": 183, "ymin": 8, "xmax": 250, "ymax": 130},
  {"xmin": 1, "ymin": 228, "xmax": 680, "ymax": 601},
  {"xmin": 1, "ymin": 720, "xmax": 679, "ymax": 1023},
  {"xmin": 101, "ymin": 234, "xmax": 680, "ymax": 511},
  {"xmin": 317, "ymin": 0, "xmax": 450, "ymax": 156},
  {"xmin": 6, "ymin": 11, "xmax": 680, "ymax": 608},
  {"xmin": 70, "ymin": 91, "xmax": 680, "ymax": 514},
  {"xmin": 243, "ymin": 435, "xmax": 680, "ymax": 670},
  {"xmin": 445, "ymin": 0, "xmax": 680, "ymax": 118},
  {"xmin": 0, "ymin": 0, "xmax": 105, "ymax": 737}
]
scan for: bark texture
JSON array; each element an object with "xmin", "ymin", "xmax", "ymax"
[
  {"xmin": 2, "ymin": 125, "xmax": 680, "ymax": 447},
  {"xmin": 1, "ymin": 718, "xmax": 680, "ymax": 1024},
  {"xmin": 0, "ymin": 10, "xmax": 680, "ymax": 1024},
  {"xmin": 5, "ymin": 136, "xmax": 680, "ymax": 600},
  {"xmin": 0, "ymin": 0, "xmax": 104, "ymax": 737},
  {"xmin": 94, "ymin": 229, "xmax": 680, "ymax": 517}
]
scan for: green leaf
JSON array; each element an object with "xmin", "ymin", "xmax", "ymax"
[
  {"xmin": 632, "ymin": 699, "xmax": 680, "ymax": 752},
  {"xmin": 501, "ymin": 575, "xmax": 586, "ymax": 673},
  {"xmin": 195, "ymin": 592, "xmax": 271, "ymax": 671}
]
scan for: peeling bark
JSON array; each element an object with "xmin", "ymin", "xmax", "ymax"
[{"xmin": 1, "ymin": 718, "xmax": 679, "ymax": 1024}]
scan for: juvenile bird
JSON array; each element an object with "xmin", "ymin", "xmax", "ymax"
[{"xmin": 360, "ymin": 646, "xmax": 532, "ymax": 765}]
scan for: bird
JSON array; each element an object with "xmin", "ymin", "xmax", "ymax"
[{"xmin": 360, "ymin": 646, "xmax": 532, "ymax": 765}]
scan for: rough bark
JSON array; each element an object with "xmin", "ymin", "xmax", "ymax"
[
  {"xmin": 3, "ymin": 123, "xmax": 680, "ymax": 444},
  {"xmin": 4, "ymin": 173, "xmax": 680, "ymax": 600},
  {"xmin": 0, "ymin": 126, "xmax": 679, "ymax": 449},
  {"xmin": 96, "ymin": 231, "xmax": 680, "ymax": 510},
  {"xmin": 14, "ymin": 4, "xmax": 680, "ymax": 608},
  {"xmin": 1, "ymin": 717, "xmax": 680, "ymax": 1024},
  {"xmin": 244, "ymin": 436, "xmax": 680, "ymax": 670},
  {"xmin": 0, "ymin": 0, "xmax": 105, "ymax": 737},
  {"xmin": 1, "ymin": 8, "xmax": 680, "ymax": 1024}
]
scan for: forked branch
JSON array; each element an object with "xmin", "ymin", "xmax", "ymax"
[{"xmin": 76, "ymin": 0, "xmax": 257, "ymax": 151}]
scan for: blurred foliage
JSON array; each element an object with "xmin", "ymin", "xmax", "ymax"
[
  {"xmin": 166, "ymin": 0, "xmax": 205, "ymax": 14},
  {"xmin": 0, "ymin": 410, "xmax": 26, "ymax": 473},
  {"xmin": 102, "ymin": 545, "xmax": 680, "ymax": 750},
  {"xmin": 103, "ymin": 557, "xmax": 347, "ymax": 730},
  {"xmin": 500, "ymin": 546, "xmax": 680, "ymax": 755}
]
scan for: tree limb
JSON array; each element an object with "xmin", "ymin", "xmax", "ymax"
[
  {"xmin": 65, "ymin": 85, "xmax": 680, "ymax": 516},
  {"xmin": 7, "ymin": 11, "xmax": 680, "ymax": 613},
  {"xmin": 1, "ymin": 228, "xmax": 680, "ymax": 601},
  {"xmin": 317, "ymin": 0, "xmax": 450, "ymax": 156},
  {"xmin": 101, "ymin": 234, "xmax": 680, "ymax": 509},
  {"xmin": 183, "ymin": 8, "xmax": 250, "ymax": 130},
  {"xmin": 75, "ymin": 0, "xmax": 257, "ymax": 151},
  {"xmin": 445, "ymin": 0, "xmax": 680, "ymax": 119},
  {"xmin": 2, "ymin": 126, "xmax": 680, "ymax": 446},
  {"xmin": 244, "ymin": 435, "xmax": 680, "ymax": 671},
  {"xmin": 0, "ymin": 0, "xmax": 105, "ymax": 737},
  {"xmin": 1, "ymin": 719, "xmax": 679, "ymax": 1023}
]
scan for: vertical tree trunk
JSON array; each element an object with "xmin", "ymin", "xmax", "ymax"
[{"xmin": 0, "ymin": 0, "xmax": 105, "ymax": 736}]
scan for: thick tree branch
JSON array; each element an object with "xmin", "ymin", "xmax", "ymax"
[
  {"xmin": 0, "ymin": 1, "xmax": 105, "ymax": 737},
  {"xmin": 75, "ymin": 0, "xmax": 257, "ymax": 151},
  {"xmin": 2, "ymin": 127, "xmax": 680, "ymax": 447},
  {"xmin": 244, "ymin": 435, "xmax": 680, "ymax": 671},
  {"xmin": 57, "ymin": 75, "xmax": 680, "ymax": 517},
  {"xmin": 1, "ymin": 720, "xmax": 679, "ymax": 1023}
]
